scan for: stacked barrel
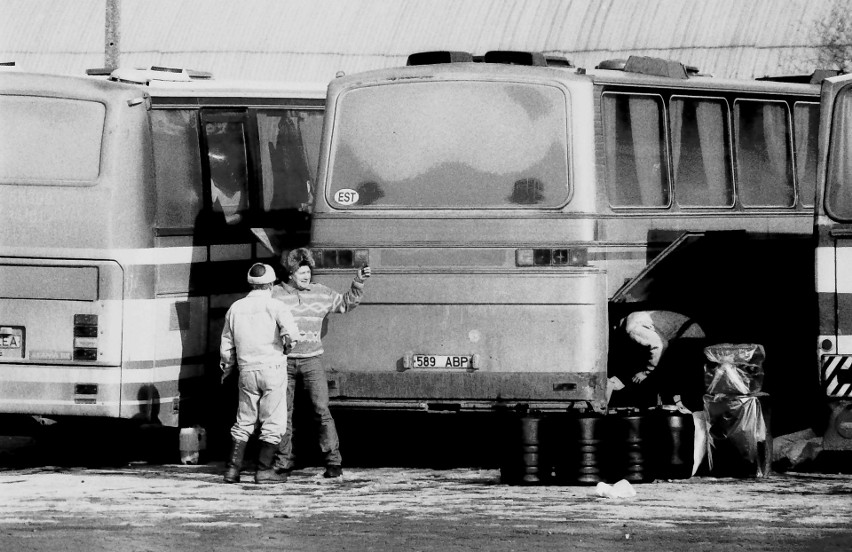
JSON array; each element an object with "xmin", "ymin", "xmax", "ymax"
[{"xmin": 500, "ymin": 406, "xmax": 697, "ymax": 485}]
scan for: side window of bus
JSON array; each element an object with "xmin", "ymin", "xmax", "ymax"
[
  {"xmin": 669, "ymin": 97, "xmax": 733, "ymax": 207},
  {"xmin": 827, "ymin": 88, "xmax": 852, "ymax": 220},
  {"xmin": 257, "ymin": 109, "xmax": 323, "ymax": 213},
  {"xmin": 151, "ymin": 109, "xmax": 203, "ymax": 229},
  {"xmin": 202, "ymin": 116, "xmax": 250, "ymax": 225},
  {"xmin": 794, "ymin": 102, "xmax": 819, "ymax": 207},
  {"xmin": 602, "ymin": 93, "xmax": 670, "ymax": 207},
  {"xmin": 734, "ymin": 100, "xmax": 794, "ymax": 207}
]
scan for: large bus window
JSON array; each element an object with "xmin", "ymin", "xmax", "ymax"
[
  {"xmin": 203, "ymin": 117, "xmax": 250, "ymax": 225},
  {"xmin": 827, "ymin": 88, "xmax": 852, "ymax": 220},
  {"xmin": 152, "ymin": 110, "xmax": 203, "ymax": 228},
  {"xmin": 602, "ymin": 93, "xmax": 669, "ymax": 208},
  {"xmin": 328, "ymin": 82, "xmax": 570, "ymax": 209},
  {"xmin": 670, "ymin": 97, "xmax": 733, "ymax": 207},
  {"xmin": 0, "ymin": 96, "xmax": 104, "ymax": 184},
  {"xmin": 735, "ymin": 100, "xmax": 794, "ymax": 207},
  {"xmin": 794, "ymin": 102, "xmax": 819, "ymax": 207},
  {"xmin": 257, "ymin": 110, "xmax": 323, "ymax": 212}
]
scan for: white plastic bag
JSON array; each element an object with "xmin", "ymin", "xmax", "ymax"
[{"xmin": 595, "ymin": 479, "xmax": 636, "ymax": 499}]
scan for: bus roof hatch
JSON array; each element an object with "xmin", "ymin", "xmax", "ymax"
[{"xmin": 102, "ymin": 66, "xmax": 214, "ymax": 85}]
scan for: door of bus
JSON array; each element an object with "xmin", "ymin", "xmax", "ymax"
[{"xmin": 199, "ymin": 110, "xmax": 257, "ymax": 355}]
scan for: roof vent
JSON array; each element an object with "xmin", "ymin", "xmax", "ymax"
[
  {"xmin": 596, "ymin": 56, "xmax": 694, "ymax": 79},
  {"xmin": 407, "ymin": 51, "xmax": 474, "ymax": 66},
  {"xmin": 595, "ymin": 59, "xmax": 627, "ymax": 71},
  {"xmin": 544, "ymin": 55, "xmax": 574, "ymax": 68},
  {"xmin": 623, "ymin": 56, "xmax": 688, "ymax": 79},
  {"xmin": 105, "ymin": 66, "xmax": 213, "ymax": 85},
  {"xmin": 756, "ymin": 69, "xmax": 842, "ymax": 84},
  {"xmin": 483, "ymin": 51, "xmax": 547, "ymax": 66}
]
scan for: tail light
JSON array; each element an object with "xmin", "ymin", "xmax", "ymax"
[
  {"xmin": 73, "ymin": 314, "xmax": 98, "ymax": 361},
  {"xmin": 74, "ymin": 383, "xmax": 98, "ymax": 404},
  {"xmin": 515, "ymin": 248, "xmax": 588, "ymax": 267}
]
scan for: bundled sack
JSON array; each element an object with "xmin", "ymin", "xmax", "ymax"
[
  {"xmin": 703, "ymin": 394, "xmax": 767, "ymax": 473},
  {"xmin": 703, "ymin": 344, "xmax": 765, "ymax": 396}
]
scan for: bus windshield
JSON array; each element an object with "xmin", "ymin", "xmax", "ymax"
[
  {"xmin": 827, "ymin": 86, "xmax": 852, "ymax": 221},
  {"xmin": 328, "ymin": 81, "xmax": 570, "ymax": 209}
]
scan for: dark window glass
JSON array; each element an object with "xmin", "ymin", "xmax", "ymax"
[
  {"xmin": 203, "ymin": 119, "xmax": 249, "ymax": 225},
  {"xmin": 794, "ymin": 102, "xmax": 819, "ymax": 207},
  {"xmin": 602, "ymin": 93, "xmax": 669, "ymax": 207},
  {"xmin": 827, "ymin": 88, "xmax": 852, "ymax": 220},
  {"xmin": 670, "ymin": 97, "xmax": 733, "ymax": 207},
  {"xmin": 735, "ymin": 100, "xmax": 794, "ymax": 207},
  {"xmin": 257, "ymin": 110, "xmax": 323, "ymax": 213}
]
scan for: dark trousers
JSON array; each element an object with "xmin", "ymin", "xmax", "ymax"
[{"xmin": 273, "ymin": 355, "xmax": 342, "ymax": 469}]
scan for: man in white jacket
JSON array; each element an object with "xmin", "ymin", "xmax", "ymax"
[{"xmin": 220, "ymin": 263, "xmax": 301, "ymax": 484}]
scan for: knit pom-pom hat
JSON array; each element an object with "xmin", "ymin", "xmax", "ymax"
[{"xmin": 247, "ymin": 263, "xmax": 276, "ymax": 285}]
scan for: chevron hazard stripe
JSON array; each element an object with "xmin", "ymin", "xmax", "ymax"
[{"xmin": 823, "ymin": 355, "xmax": 852, "ymax": 397}]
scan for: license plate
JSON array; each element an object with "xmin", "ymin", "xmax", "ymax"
[
  {"xmin": 0, "ymin": 326, "xmax": 24, "ymax": 359},
  {"xmin": 411, "ymin": 355, "xmax": 471, "ymax": 369}
]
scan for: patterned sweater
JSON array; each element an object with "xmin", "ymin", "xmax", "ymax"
[{"xmin": 271, "ymin": 277, "xmax": 365, "ymax": 358}]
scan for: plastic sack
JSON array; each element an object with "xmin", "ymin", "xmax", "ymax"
[
  {"xmin": 692, "ymin": 410, "xmax": 708, "ymax": 477},
  {"xmin": 772, "ymin": 429, "xmax": 823, "ymax": 470},
  {"xmin": 703, "ymin": 344, "xmax": 765, "ymax": 395},
  {"xmin": 595, "ymin": 479, "xmax": 636, "ymax": 499},
  {"xmin": 703, "ymin": 395, "xmax": 766, "ymax": 470}
]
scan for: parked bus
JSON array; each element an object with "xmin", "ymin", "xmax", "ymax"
[
  {"xmin": 309, "ymin": 52, "xmax": 823, "ymax": 438},
  {"xmin": 816, "ymin": 72, "xmax": 852, "ymax": 451},
  {"xmin": 0, "ymin": 67, "xmax": 325, "ymax": 432}
]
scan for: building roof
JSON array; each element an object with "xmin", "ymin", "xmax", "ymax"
[{"xmin": 0, "ymin": 0, "xmax": 841, "ymax": 84}]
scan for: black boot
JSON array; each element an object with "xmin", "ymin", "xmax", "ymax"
[
  {"xmin": 223, "ymin": 439, "xmax": 247, "ymax": 484},
  {"xmin": 255, "ymin": 441, "xmax": 288, "ymax": 484}
]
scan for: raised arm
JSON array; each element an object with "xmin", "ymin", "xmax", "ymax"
[{"xmin": 330, "ymin": 266, "xmax": 371, "ymax": 314}]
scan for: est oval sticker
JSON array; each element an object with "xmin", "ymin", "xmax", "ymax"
[{"xmin": 334, "ymin": 189, "xmax": 359, "ymax": 205}]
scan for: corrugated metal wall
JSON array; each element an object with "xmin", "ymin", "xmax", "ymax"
[{"xmin": 0, "ymin": 0, "xmax": 843, "ymax": 83}]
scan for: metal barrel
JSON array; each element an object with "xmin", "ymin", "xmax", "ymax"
[
  {"xmin": 519, "ymin": 415, "xmax": 544, "ymax": 484},
  {"xmin": 500, "ymin": 414, "xmax": 546, "ymax": 485},
  {"xmin": 604, "ymin": 410, "xmax": 654, "ymax": 483},
  {"xmin": 650, "ymin": 410, "xmax": 694, "ymax": 480},
  {"xmin": 551, "ymin": 412, "xmax": 604, "ymax": 485}
]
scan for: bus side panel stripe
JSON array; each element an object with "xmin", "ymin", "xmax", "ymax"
[
  {"xmin": 839, "ymin": 246, "xmax": 852, "ymax": 293},
  {"xmin": 840, "ymin": 292, "xmax": 852, "ymax": 335},
  {"xmin": 816, "ymin": 246, "xmax": 836, "ymax": 293},
  {"xmin": 819, "ymin": 292, "xmax": 837, "ymax": 335}
]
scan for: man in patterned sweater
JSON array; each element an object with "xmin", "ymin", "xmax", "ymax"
[{"xmin": 271, "ymin": 247, "xmax": 370, "ymax": 478}]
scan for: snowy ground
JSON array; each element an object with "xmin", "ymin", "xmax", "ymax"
[{"xmin": 2, "ymin": 462, "xmax": 852, "ymax": 552}]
